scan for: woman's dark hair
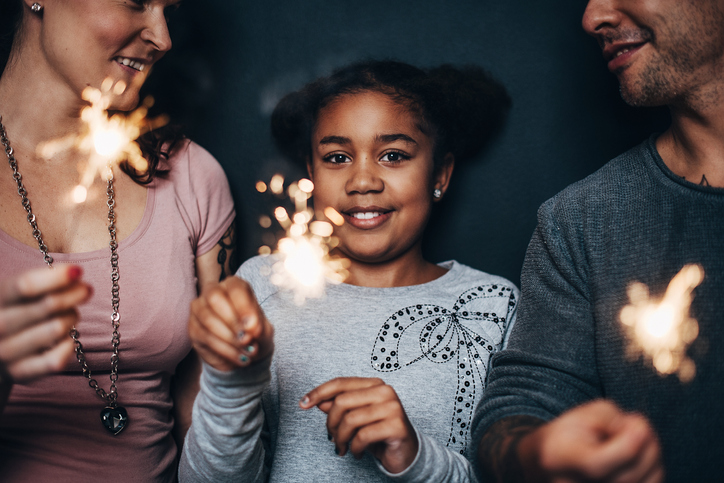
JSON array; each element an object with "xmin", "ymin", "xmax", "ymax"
[
  {"xmin": 271, "ymin": 60, "xmax": 511, "ymax": 170},
  {"xmin": 0, "ymin": 0, "xmax": 183, "ymax": 185}
]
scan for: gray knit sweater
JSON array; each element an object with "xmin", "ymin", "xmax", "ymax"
[
  {"xmin": 181, "ymin": 258, "xmax": 518, "ymax": 482},
  {"xmin": 473, "ymin": 136, "xmax": 724, "ymax": 482}
]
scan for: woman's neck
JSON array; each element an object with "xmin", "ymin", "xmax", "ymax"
[
  {"xmin": 0, "ymin": 50, "xmax": 85, "ymax": 151},
  {"xmin": 342, "ymin": 247, "xmax": 448, "ymax": 288}
]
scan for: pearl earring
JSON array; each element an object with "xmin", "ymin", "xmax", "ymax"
[
  {"xmin": 31, "ymin": 3, "xmax": 43, "ymax": 13},
  {"xmin": 433, "ymin": 188, "xmax": 442, "ymax": 199}
]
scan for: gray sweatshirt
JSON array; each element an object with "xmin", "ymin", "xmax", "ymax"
[
  {"xmin": 473, "ymin": 136, "xmax": 724, "ymax": 482},
  {"xmin": 181, "ymin": 257, "xmax": 518, "ymax": 482}
]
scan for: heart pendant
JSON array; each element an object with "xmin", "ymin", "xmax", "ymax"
[{"xmin": 100, "ymin": 406, "xmax": 128, "ymax": 435}]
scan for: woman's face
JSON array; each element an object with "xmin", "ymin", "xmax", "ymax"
[
  {"xmin": 37, "ymin": 0, "xmax": 178, "ymax": 110},
  {"xmin": 309, "ymin": 90, "xmax": 451, "ymax": 266}
]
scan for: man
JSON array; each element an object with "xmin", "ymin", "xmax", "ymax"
[{"xmin": 473, "ymin": 1, "xmax": 724, "ymax": 482}]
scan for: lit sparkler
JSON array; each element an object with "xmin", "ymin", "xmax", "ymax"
[
  {"xmin": 257, "ymin": 175, "xmax": 349, "ymax": 305},
  {"xmin": 620, "ymin": 264, "xmax": 704, "ymax": 382},
  {"xmin": 37, "ymin": 78, "xmax": 167, "ymax": 203}
]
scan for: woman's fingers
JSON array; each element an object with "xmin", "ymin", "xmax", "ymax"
[
  {"xmin": 0, "ymin": 310, "xmax": 76, "ymax": 363},
  {"xmin": 0, "ymin": 265, "xmax": 82, "ymax": 306},
  {"xmin": 6, "ymin": 337, "xmax": 76, "ymax": 382},
  {"xmin": 0, "ymin": 281, "xmax": 91, "ymax": 337}
]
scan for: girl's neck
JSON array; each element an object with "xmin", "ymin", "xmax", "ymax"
[{"xmin": 342, "ymin": 248, "xmax": 449, "ymax": 288}]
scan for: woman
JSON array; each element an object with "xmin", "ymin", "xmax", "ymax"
[
  {"xmin": 181, "ymin": 60, "xmax": 515, "ymax": 481},
  {"xmin": 0, "ymin": 1, "xmax": 235, "ymax": 481}
]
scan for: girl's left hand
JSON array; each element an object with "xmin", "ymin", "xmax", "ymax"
[{"xmin": 299, "ymin": 377, "xmax": 419, "ymax": 474}]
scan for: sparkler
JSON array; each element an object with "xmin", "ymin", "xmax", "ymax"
[
  {"xmin": 620, "ymin": 264, "xmax": 704, "ymax": 382},
  {"xmin": 37, "ymin": 78, "xmax": 167, "ymax": 203},
  {"xmin": 257, "ymin": 175, "xmax": 349, "ymax": 305}
]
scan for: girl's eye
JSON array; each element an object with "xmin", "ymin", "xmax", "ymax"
[
  {"xmin": 380, "ymin": 151, "xmax": 409, "ymax": 163},
  {"xmin": 323, "ymin": 154, "xmax": 351, "ymax": 164}
]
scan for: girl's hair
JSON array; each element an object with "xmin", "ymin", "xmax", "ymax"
[
  {"xmin": 271, "ymin": 60, "xmax": 511, "ymax": 169},
  {"xmin": 0, "ymin": 0, "xmax": 182, "ymax": 185}
]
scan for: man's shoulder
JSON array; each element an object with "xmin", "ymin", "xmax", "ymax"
[{"xmin": 542, "ymin": 137, "xmax": 654, "ymax": 215}]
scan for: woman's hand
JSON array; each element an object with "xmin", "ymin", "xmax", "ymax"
[
  {"xmin": 300, "ymin": 377, "xmax": 419, "ymax": 474},
  {"xmin": 188, "ymin": 277, "xmax": 273, "ymax": 372},
  {"xmin": 0, "ymin": 265, "xmax": 92, "ymax": 383}
]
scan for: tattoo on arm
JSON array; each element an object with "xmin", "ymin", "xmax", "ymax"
[
  {"xmin": 216, "ymin": 222, "xmax": 238, "ymax": 281},
  {"xmin": 477, "ymin": 415, "xmax": 545, "ymax": 483}
]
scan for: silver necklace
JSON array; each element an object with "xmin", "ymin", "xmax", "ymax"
[{"xmin": 0, "ymin": 115, "xmax": 128, "ymax": 435}]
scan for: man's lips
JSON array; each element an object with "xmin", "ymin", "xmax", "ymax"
[{"xmin": 603, "ymin": 42, "xmax": 646, "ymax": 71}]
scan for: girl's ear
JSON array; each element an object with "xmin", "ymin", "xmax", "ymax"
[
  {"xmin": 306, "ymin": 156, "xmax": 314, "ymax": 180},
  {"xmin": 433, "ymin": 153, "xmax": 455, "ymax": 201}
]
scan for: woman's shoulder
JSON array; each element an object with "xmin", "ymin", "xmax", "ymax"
[{"xmin": 163, "ymin": 140, "xmax": 227, "ymax": 179}]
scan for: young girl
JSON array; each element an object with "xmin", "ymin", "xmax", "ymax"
[{"xmin": 180, "ymin": 60, "xmax": 516, "ymax": 482}]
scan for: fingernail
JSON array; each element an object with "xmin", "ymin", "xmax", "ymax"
[
  {"xmin": 237, "ymin": 330, "xmax": 245, "ymax": 340},
  {"xmin": 246, "ymin": 345, "xmax": 256, "ymax": 354},
  {"xmin": 300, "ymin": 395, "xmax": 310, "ymax": 406},
  {"xmin": 68, "ymin": 266, "xmax": 82, "ymax": 281},
  {"xmin": 239, "ymin": 354, "xmax": 249, "ymax": 364},
  {"xmin": 334, "ymin": 446, "xmax": 340, "ymax": 456},
  {"xmin": 327, "ymin": 432, "xmax": 332, "ymax": 441}
]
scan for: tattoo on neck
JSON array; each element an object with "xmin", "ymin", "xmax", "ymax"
[{"xmin": 700, "ymin": 174, "xmax": 710, "ymax": 187}]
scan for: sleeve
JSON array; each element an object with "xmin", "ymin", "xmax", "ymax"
[
  {"xmin": 471, "ymin": 197, "xmax": 603, "ymax": 446},
  {"xmin": 179, "ymin": 357, "xmax": 272, "ymax": 483},
  {"xmin": 375, "ymin": 428, "xmax": 479, "ymax": 483},
  {"xmin": 174, "ymin": 141, "xmax": 236, "ymax": 257}
]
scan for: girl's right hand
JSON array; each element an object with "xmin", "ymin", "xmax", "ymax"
[
  {"xmin": 189, "ymin": 277, "xmax": 273, "ymax": 372},
  {"xmin": 0, "ymin": 265, "xmax": 92, "ymax": 383}
]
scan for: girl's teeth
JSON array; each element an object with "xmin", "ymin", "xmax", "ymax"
[
  {"xmin": 117, "ymin": 58, "xmax": 145, "ymax": 71},
  {"xmin": 352, "ymin": 212, "xmax": 381, "ymax": 220}
]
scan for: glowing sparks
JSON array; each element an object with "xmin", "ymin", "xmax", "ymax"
[
  {"xmin": 37, "ymin": 78, "xmax": 167, "ymax": 203},
  {"xmin": 620, "ymin": 264, "xmax": 704, "ymax": 382},
  {"xmin": 260, "ymin": 176, "xmax": 349, "ymax": 305}
]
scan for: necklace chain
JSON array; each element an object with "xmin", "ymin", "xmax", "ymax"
[{"xmin": 0, "ymin": 115, "xmax": 121, "ymax": 407}]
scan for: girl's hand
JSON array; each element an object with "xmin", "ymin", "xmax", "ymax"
[
  {"xmin": 188, "ymin": 277, "xmax": 273, "ymax": 372},
  {"xmin": 299, "ymin": 377, "xmax": 419, "ymax": 474},
  {"xmin": 0, "ymin": 265, "xmax": 92, "ymax": 383}
]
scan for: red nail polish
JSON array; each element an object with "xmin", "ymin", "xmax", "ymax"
[{"xmin": 68, "ymin": 266, "xmax": 82, "ymax": 281}]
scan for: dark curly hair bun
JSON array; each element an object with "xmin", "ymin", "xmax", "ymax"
[{"xmin": 271, "ymin": 59, "xmax": 511, "ymax": 168}]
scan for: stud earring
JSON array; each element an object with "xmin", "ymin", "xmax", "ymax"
[
  {"xmin": 433, "ymin": 188, "xmax": 442, "ymax": 199},
  {"xmin": 31, "ymin": 2, "xmax": 43, "ymax": 13}
]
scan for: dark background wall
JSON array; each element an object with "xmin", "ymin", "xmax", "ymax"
[{"xmin": 146, "ymin": 0, "xmax": 668, "ymax": 286}]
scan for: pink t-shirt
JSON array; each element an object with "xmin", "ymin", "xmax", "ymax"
[{"xmin": 0, "ymin": 141, "xmax": 235, "ymax": 482}]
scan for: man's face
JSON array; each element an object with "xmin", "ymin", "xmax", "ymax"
[{"xmin": 582, "ymin": 0, "xmax": 724, "ymax": 106}]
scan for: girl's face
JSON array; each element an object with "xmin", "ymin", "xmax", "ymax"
[
  {"xmin": 36, "ymin": 0, "xmax": 178, "ymax": 110},
  {"xmin": 309, "ymin": 90, "xmax": 452, "ymax": 267}
]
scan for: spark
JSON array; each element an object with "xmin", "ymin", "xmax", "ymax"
[
  {"xmin": 259, "ymin": 176, "xmax": 349, "ymax": 305},
  {"xmin": 37, "ymin": 78, "xmax": 167, "ymax": 203},
  {"xmin": 620, "ymin": 264, "xmax": 704, "ymax": 382}
]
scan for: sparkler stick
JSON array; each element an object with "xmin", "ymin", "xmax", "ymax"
[
  {"xmin": 257, "ymin": 175, "xmax": 349, "ymax": 305},
  {"xmin": 37, "ymin": 78, "xmax": 167, "ymax": 203},
  {"xmin": 620, "ymin": 264, "xmax": 704, "ymax": 382}
]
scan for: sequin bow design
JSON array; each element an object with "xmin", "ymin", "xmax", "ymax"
[{"xmin": 371, "ymin": 284, "xmax": 515, "ymax": 456}]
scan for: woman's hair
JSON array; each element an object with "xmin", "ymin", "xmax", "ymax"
[
  {"xmin": 271, "ymin": 60, "xmax": 511, "ymax": 170},
  {"xmin": 0, "ymin": 0, "xmax": 183, "ymax": 185}
]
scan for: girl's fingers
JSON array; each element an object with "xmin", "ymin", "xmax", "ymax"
[
  {"xmin": 348, "ymin": 413, "xmax": 411, "ymax": 459},
  {"xmin": 335, "ymin": 399, "xmax": 403, "ymax": 456},
  {"xmin": 224, "ymin": 278, "xmax": 265, "ymax": 343},
  {"xmin": 190, "ymin": 296, "xmax": 238, "ymax": 346},
  {"xmin": 189, "ymin": 311, "xmax": 245, "ymax": 371},
  {"xmin": 300, "ymin": 377, "xmax": 385, "ymax": 409},
  {"xmin": 325, "ymin": 384, "xmax": 398, "ymax": 432},
  {"xmin": 7, "ymin": 337, "xmax": 76, "ymax": 382},
  {"xmin": 0, "ymin": 282, "xmax": 91, "ymax": 337},
  {"xmin": 0, "ymin": 265, "xmax": 82, "ymax": 306}
]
